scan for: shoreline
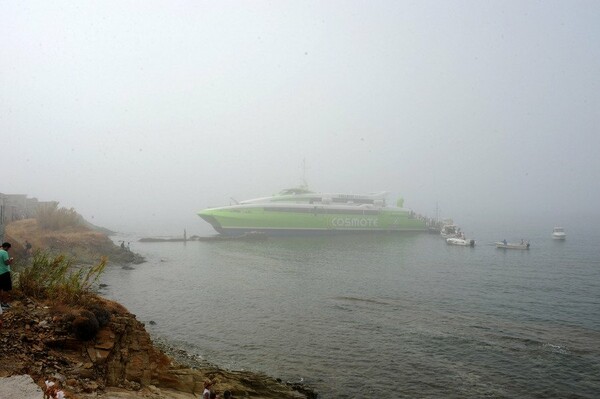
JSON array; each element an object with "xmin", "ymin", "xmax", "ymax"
[
  {"xmin": 150, "ymin": 335, "xmax": 318, "ymax": 398},
  {"xmin": 2, "ymin": 218, "xmax": 318, "ymax": 398},
  {"xmin": 0, "ymin": 293, "xmax": 318, "ymax": 399}
]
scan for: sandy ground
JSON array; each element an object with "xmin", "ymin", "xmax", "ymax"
[{"xmin": 0, "ymin": 375, "xmax": 44, "ymax": 398}]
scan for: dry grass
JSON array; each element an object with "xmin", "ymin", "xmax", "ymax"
[{"xmin": 6, "ymin": 218, "xmax": 122, "ymax": 265}]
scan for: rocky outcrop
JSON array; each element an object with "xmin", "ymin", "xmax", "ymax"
[{"xmin": 0, "ymin": 295, "xmax": 316, "ymax": 398}]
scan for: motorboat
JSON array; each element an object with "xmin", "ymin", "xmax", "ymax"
[
  {"xmin": 496, "ymin": 241, "xmax": 530, "ymax": 250},
  {"xmin": 552, "ymin": 227, "xmax": 566, "ymax": 240},
  {"xmin": 198, "ymin": 186, "xmax": 427, "ymax": 236},
  {"xmin": 440, "ymin": 224, "xmax": 459, "ymax": 238},
  {"xmin": 446, "ymin": 237, "xmax": 475, "ymax": 247}
]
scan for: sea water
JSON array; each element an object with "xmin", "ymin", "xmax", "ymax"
[{"xmin": 101, "ymin": 216, "xmax": 600, "ymax": 398}]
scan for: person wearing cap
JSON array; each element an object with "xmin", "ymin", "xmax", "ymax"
[{"xmin": 0, "ymin": 242, "xmax": 14, "ymax": 309}]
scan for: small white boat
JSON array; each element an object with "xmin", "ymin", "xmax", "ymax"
[
  {"xmin": 446, "ymin": 237, "xmax": 475, "ymax": 247},
  {"xmin": 552, "ymin": 227, "xmax": 566, "ymax": 240},
  {"xmin": 496, "ymin": 241, "xmax": 530, "ymax": 250}
]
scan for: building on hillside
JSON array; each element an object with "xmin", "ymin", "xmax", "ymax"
[
  {"xmin": 25, "ymin": 197, "xmax": 40, "ymax": 218},
  {"xmin": 0, "ymin": 193, "xmax": 60, "ymax": 242},
  {"xmin": 4, "ymin": 194, "xmax": 27, "ymax": 222}
]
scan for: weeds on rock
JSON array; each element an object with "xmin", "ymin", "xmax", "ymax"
[
  {"xmin": 17, "ymin": 251, "xmax": 107, "ymax": 306},
  {"xmin": 18, "ymin": 252, "xmax": 112, "ymax": 341}
]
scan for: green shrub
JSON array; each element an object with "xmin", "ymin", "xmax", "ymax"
[{"xmin": 17, "ymin": 252, "xmax": 107, "ymax": 305}]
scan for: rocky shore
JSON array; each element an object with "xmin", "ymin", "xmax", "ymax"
[
  {"xmin": 0, "ymin": 294, "xmax": 316, "ymax": 398},
  {"xmin": 1, "ymin": 219, "xmax": 317, "ymax": 398}
]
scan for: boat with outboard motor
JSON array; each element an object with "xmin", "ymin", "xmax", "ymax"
[
  {"xmin": 446, "ymin": 237, "xmax": 475, "ymax": 247},
  {"xmin": 495, "ymin": 240, "xmax": 530, "ymax": 250},
  {"xmin": 198, "ymin": 187, "xmax": 427, "ymax": 236}
]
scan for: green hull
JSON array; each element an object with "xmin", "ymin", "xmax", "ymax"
[{"xmin": 199, "ymin": 207, "xmax": 427, "ymax": 235}]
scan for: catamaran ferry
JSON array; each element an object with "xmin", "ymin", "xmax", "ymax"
[{"xmin": 198, "ymin": 187, "xmax": 427, "ymax": 236}]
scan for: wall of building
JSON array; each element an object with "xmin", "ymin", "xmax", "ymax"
[{"xmin": 0, "ymin": 193, "xmax": 58, "ymax": 242}]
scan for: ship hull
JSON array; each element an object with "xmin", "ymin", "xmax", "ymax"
[{"xmin": 199, "ymin": 207, "xmax": 427, "ymax": 236}]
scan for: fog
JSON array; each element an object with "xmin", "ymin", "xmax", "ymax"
[{"xmin": 2, "ymin": 1, "xmax": 599, "ymax": 235}]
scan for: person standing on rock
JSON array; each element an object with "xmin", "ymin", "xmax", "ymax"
[{"xmin": 0, "ymin": 242, "xmax": 14, "ymax": 309}]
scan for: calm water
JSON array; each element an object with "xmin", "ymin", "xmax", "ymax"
[{"xmin": 101, "ymin": 219, "xmax": 600, "ymax": 398}]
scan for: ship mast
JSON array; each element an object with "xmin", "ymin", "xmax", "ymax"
[{"xmin": 301, "ymin": 158, "xmax": 308, "ymax": 189}]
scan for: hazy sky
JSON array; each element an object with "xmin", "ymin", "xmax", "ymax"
[{"xmin": 2, "ymin": 1, "xmax": 599, "ymax": 234}]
